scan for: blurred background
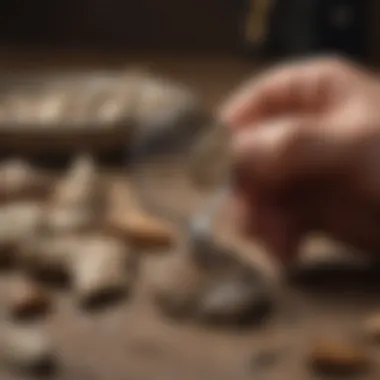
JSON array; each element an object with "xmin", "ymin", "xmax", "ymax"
[
  {"xmin": 0, "ymin": 0, "xmax": 374, "ymax": 58},
  {"xmin": 0, "ymin": 0, "xmax": 376, "ymax": 106}
]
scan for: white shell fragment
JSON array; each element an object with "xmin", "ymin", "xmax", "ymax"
[
  {"xmin": 0, "ymin": 159, "xmax": 51, "ymax": 202},
  {"xmin": 196, "ymin": 275, "xmax": 272, "ymax": 325},
  {"xmin": 0, "ymin": 202, "xmax": 44, "ymax": 252},
  {"xmin": 47, "ymin": 154, "xmax": 106, "ymax": 233},
  {"xmin": 71, "ymin": 235, "xmax": 131, "ymax": 309},
  {"xmin": 6, "ymin": 274, "xmax": 53, "ymax": 320},
  {"xmin": 0, "ymin": 324, "xmax": 56, "ymax": 375},
  {"xmin": 148, "ymin": 252, "xmax": 210, "ymax": 319},
  {"xmin": 0, "ymin": 158, "xmax": 52, "ymax": 202},
  {"xmin": 18, "ymin": 235, "xmax": 82, "ymax": 281}
]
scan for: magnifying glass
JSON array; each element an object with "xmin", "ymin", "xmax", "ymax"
[
  {"xmin": 127, "ymin": 110, "xmax": 278, "ymax": 326},
  {"xmin": 127, "ymin": 109, "xmax": 234, "ymax": 265}
]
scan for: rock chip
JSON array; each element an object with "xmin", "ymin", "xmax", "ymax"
[
  {"xmin": 308, "ymin": 339, "xmax": 371, "ymax": 375},
  {"xmin": 105, "ymin": 179, "xmax": 176, "ymax": 249},
  {"xmin": 7, "ymin": 275, "xmax": 53, "ymax": 321},
  {"xmin": 18, "ymin": 235, "xmax": 82, "ymax": 284},
  {"xmin": 196, "ymin": 270, "xmax": 272, "ymax": 327},
  {"xmin": 47, "ymin": 154, "xmax": 106, "ymax": 233},
  {"xmin": 0, "ymin": 159, "xmax": 51, "ymax": 202},
  {"xmin": 0, "ymin": 201, "xmax": 45, "ymax": 267},
  {"xmin": 110, "ymin": 212, "xmax": 175, "ymax": 249},
  {"xmin": 0, "ymin": 324, "xmax": 57, "ymax": 376},
  {"xmin": 149, "ymin": 252, "xmax": 210, "ymax": 320},
  {"xmin": 71, "ymin": 235, "xmax": 133, "ymax": 310},
  {"xmin": 149, "ymin": 238, "xmax": 274, "ymax": 327},
  {"xmin": 362, "ymin": 314, "xmax": 380, "ymax": 343}
]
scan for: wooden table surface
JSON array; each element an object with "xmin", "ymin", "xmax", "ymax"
[{"xmin": 1, "ymin": 51, "xmax": 380, "ymax": 380}]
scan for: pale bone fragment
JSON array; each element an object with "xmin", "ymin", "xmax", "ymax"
[
  {"xmin": 78, "ymin": 78, "xmax": 137, "ymax": 125},
  {"xmin": 6, "ymin": 274, "xmax": 52, "ymax": 320},
  {"xmin": 71, "ymin": 235, "xmax": 131, "ymax": 308},
  {"xmin": 2, "ymin": 94, "xmax": 38, "ymax": 124},
  {"xmin": 0, "ymin": 202, "xmax": 44, "ymax": 266},
  {"xmin": 0, "ymin": 159, "xmax": 51, "ymax": 202},
  {"xmin": 195, "ymin": 273, "xmax": 272, "ymax": 326},
  {"xmin": 147, "ymin": 250, "xmax": 211, "ymax": 319},
  {"xmin": 36, "ymin": 91, "xmax": 68, "ymax": 125},
  {"xmin": 47, "ymin": 154, "xmax": 107, "ymax": 233},
  {"xmin": 0, "ymin": 323, "xmax": 56, "ymax": 375},
  {"xmin": 19, "ymin": 233, "xmax": 132, "ymax": 307},
  {"xmin": 308, "ymin": 338, "xmax": 371, "ymax": 375},
  {"xmin": 362, "ymin": 313, "xmax": 380, "ymax": 343},
  {"xmin": 105, "ymin": 179, "xmax": 176, "ymax": 249},
  {"xmin": 18, "ymin": 235, "xmax": 82, "ymax": 281}
]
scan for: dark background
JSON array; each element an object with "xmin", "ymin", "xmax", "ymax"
[
  {"xmin": 0, "ymin": 0, "xmax": 374, "ymax": 63},
  {"xmin": 0, "ymin": 0, "xmax": 241, "ymax": 52}
]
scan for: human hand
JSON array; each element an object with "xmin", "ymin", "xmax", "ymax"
[{"xmin": 221, "ymin": 57, "xmax": 380, "ymax": 264}]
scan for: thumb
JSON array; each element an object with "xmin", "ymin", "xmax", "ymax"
[
  {"xmin": 231, "ymin": 188, "xmax": 306, "ymax": 266},
  {"xmin": 255, "ymin": 197, "xmax": 304, "ymax": 265},
  {"xmin": 232, "ymin": 116, "xmax": 340, "ymax": 192},
  {"xmin": 230, "ymin": 116, "xmax": 336, "ymax": 266}
]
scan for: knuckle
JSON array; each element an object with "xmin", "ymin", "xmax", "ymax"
[
  {"xmin": 282, "ymin": 124, "xmax": 315, "ymax": 161},
  {"xmin": 314, "ymin": 56, "xmax": 353, "ymax": 75}
]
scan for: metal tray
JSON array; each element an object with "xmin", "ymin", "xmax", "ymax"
[{"xmin": 0, "ymin": 70, "xmax": 136, "ymax": 154}]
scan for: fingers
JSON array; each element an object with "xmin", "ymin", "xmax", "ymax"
[
  {"xmin": 232, "ymin": 117, "xmax": 316, "ymax": 189},
  {"xmin": 230, "ymin": 189, "xmax": 304, "ymax": 266},
  {"xmin": 229, "ymin": 116, "xmax": 340, "ymax": 265},
  {"xmin": 231, "ymin": 116, "xmax": 346, "ymax": 192},
  {"xmin": 229, "ymin": 114, "xmax": 355, "ymax": 266},
  {"xmin": 220, "ymin": 57, "xmax": 354, "ymax": 129},
  {"xmin": 255, "ymin": 199, "xmax": 303, "ymax": 265},
  {"xmin": 221, "ymin": 57, "xmax": 375, "ymax": 264}
]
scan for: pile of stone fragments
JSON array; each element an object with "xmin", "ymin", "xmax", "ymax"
[
  {"xmin": 0, "ymin": 69, "xmax": 274, "ymax": 377},
  {"xmin": 1, "ymin": 68, "xmax": 380, "ymax": 379}
]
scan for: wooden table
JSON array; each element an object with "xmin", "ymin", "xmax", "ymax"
[{"xmin": 1, "ymin": 51, "xmax": 380, "ymax": 380}]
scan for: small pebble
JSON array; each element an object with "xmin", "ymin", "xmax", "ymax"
[
  {"xmin": 308, "ymin": 339, "xmax": 371, "ymax": 375},
  {"xmin": 0, "ymin": 324, "xmax": 57, "ymax": 376},
  {"xmin": 149, "ymin": 253, "xmax": 210, "ymax": 320},
  {"xmin": 0, "ymin": 159, "xmax": 51, "ymax": 202},
  {"xmin": 71, "ymin": 235, "xmax": 132, "ymax": 310},
  {"xmin": 106, "ymin": 179, "xmax": 176, "ymax": 250},
  {"xmin": 7, "ymin": 275, "xmax": 52, "ymax": 321},
  {"xmin": 0, "ymin": 202, "xmax": 44, "ymax": 251},
  {"xmin": 185, "ymin": 229, "xmax": 237, "ymax": 271},
  {"xmin": 18, "ymin": 235, "xmax": 81, "ymax": 285},
  {"xmin": 196, "ymin": 273, "xmax": 272, "ymax": 327},
  {"xmin": 47, "ymin": 154, "xmax": 106, "ymax": 233},
  {"xmin": 363, "ymin": 314, "xmax": 380, "ymax": 343},
  {"xmin": 112, "ymin": 212, "xmax": 175, "ymax": 249}
]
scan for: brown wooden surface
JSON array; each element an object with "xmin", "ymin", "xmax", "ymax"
[{"xmin": 1, "ymin": 52, "xmax": 380, "ymax": 380}]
